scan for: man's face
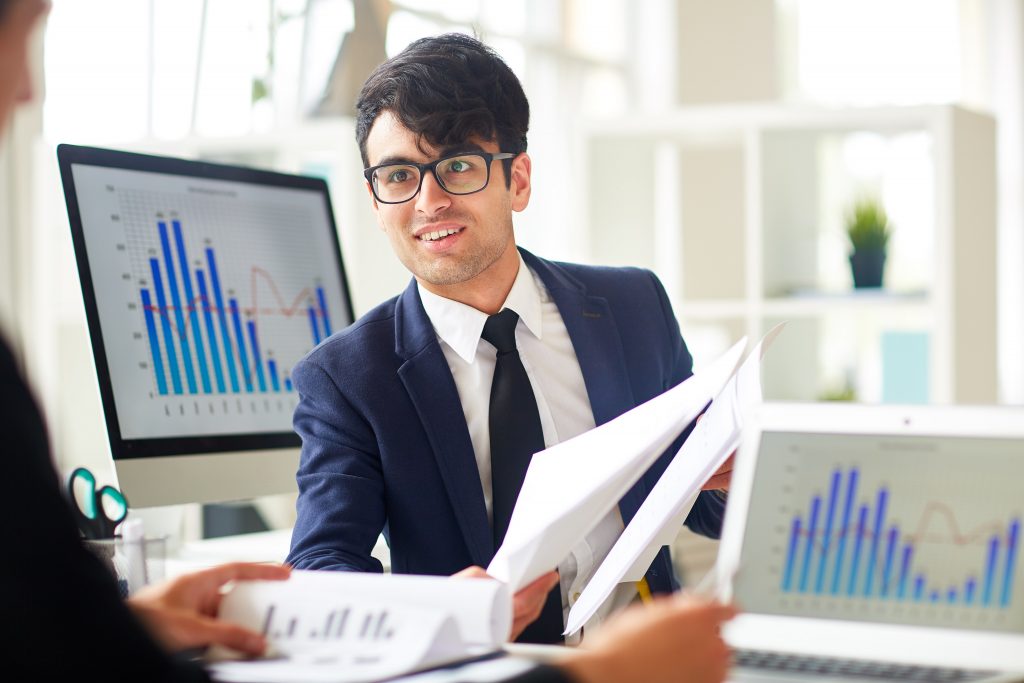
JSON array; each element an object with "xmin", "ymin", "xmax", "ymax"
[
  {"xmin": 363, "ymin": 111, "xmax": 531, "ymax": 293},
  {"xmin": 0, "ymin": 0, "xmax": 48, "ymax": 134}
]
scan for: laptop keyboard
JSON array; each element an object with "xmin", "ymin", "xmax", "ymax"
[{"xmin": 733, "ymin": 649, "xmax": 998, "ymax": 682}]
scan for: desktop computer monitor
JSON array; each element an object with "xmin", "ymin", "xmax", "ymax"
[{"xmin": 57, "ymin": 145, "xmax": 355, "ymax": 507}]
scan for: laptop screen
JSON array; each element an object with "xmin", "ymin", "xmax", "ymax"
[{"xmin": 734, "ymin": 430, "xmax": 1024, "ymax": 635}]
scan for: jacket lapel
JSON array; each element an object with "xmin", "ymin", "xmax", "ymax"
[
  {"xmin": 522, "ymin": 249, "xmax": 649, "ymax": 523},
  {"xmin": 394, "ymin": 280, "xmax": 494, "ymax": 565}
]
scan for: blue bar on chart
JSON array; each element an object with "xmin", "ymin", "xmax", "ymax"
[
  {"xmin": 195, "ymin": 270, "xmax": 226, "ymax": 393},
  {"xmin": 317, "ymin": 286, "xmax": 332, "ymax": 336},
  {"xmin": 914, "ymin": 575, "xmax": 925, "ymax": 601},
  {"xmin": 864, "ymin": 487, "xmax": 889, "ymax": 598},
  {"xmin": 284, "ymin": 376, "xmax": 293, "ymax": 392},
  {"xmin": 309, "ymin": 306, "xmax": 322, "ymax": 345},
  {"xmin": 782, "ymin": 517, "xmax": 801, "ymax": 592},
  {"xmin": 966, "ymin": 577, "xmax": 976, "ymax": 605},
  {"xmin": 984, "ymin": 536, "xmax": 1000, "ymax": 606},
  {"xmin": 229, "ymin": 298, "xmax": 254, "ymax": 393},
  {"xmin": 1002, "ymin": 519, "xmax": 1020, "ymax": 607},
  {"xmin": 158, "ymin": 221, "xmax": 198, "ymax": 394},
  {"xmin": 798, "ymin": 496, "xmax": 822, "ymax": 593},
  {"xmin": 268, "ymin": 358, "xmax": 281, "ymax": 392},
  {"xmin": 171, "ymin": 220, "xmax": 212, "ymax": 393},
  {"xmin": 149, "ymin": 258, "xmax": 183, "ymax": 395},
  {"xmin": 897, "ymin": 544, "xmax": 913, "ymax": 600},
  {"xmin": 847, "ymin": 504, "xmax": 869, "ymax": 596},
  {"xmin": 206, "ymin": 248, "xmax": 240, "ymax": 393},
  {"xmin": 831, "ymin": 468, "xmax": 859, "ymax": 595},
  {"xmin": 247, "ymin": 320, "xmax": 268, "ymax": 392},
  {"xmin": 815, "ymin": 469, "xmax": 842, "ymax": 594},
  {"xmin": 881, "ymin": 526, "xmax": 898, "ymax": 598},
  {"xmin": 140, "ymin": 289, "xmax": 168, "ymax": 395}
]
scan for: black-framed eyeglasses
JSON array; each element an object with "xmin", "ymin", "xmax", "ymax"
[{"xmin": 363, "ymin": 151, "xmax": 516, "ymax": 204}]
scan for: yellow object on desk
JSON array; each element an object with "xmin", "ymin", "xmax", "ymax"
[{"xmin": 636, "ymin": 578, "xmax": 653, "ymax": 604}]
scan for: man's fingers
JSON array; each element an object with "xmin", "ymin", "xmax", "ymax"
[
  {"xmin": 452, "ymin": 565, "xmax": 489, "ymax": 579},
  {"xmin": 188, "ymin": 617, "xmax": 268, "ymax": 655},
  {"xmin": 702, "ymin": 474, "xmax": 731, "ymax": 490},
  {"xmin": 513, "ymin": 574, "xmax": 557, "ymax": 606},
  {"xmin": 519, "ymin": 571, "xmax": 559, "ymax": 595}
]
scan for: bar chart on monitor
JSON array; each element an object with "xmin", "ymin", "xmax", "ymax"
[
  {"xmin": 71, "ymin": 163, "xmax": 350, "ymax": 440},
  {"xmin": 780, "ymin": 467, "xmax": 1020, "ymax": 609},
  {"xmin": 735, "ymin": 432, "xmax": 1024, "ymax": 632}
]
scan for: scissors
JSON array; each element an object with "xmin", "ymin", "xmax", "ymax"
[{"xmin": 66, "ymin": 467, "xmax": 128, "ymax": 539}]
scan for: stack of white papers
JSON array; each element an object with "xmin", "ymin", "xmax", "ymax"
[
  {"xmin": 487, "ymin": 338, "xmax": 748, "ymax": 590},
  {"xmin": 208, "ymin": 571, "xmax": 511, "ymax": 683},
  {"xmin": 564, "ymin": 324, "xmax": 784, "ymax": 634}
]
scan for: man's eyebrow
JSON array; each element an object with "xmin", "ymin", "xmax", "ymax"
[
  {"xmin": 372, "ymin": 143, "xmax": 488, "ymax": 167},
  {"xmin": 374, "ymin": 154, "xmax": 417, "ymax": 167},
  {"xmin": 437, "ymin": 142, "xmax": 486, "ymax": 156}
]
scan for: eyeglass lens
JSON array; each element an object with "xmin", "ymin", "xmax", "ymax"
[{"xmin": 372, "ymin": 154, "xmax": 491, "ymax": 203}]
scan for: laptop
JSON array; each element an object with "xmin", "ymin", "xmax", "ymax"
[{"xmin": 716, "ymin": 403, "xmax": 1024, "ymax": 683}]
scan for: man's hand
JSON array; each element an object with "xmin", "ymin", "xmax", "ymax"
[
  {"xmin": 129, "ymin": 562, "xmax": 291, "ymax": 656},
  {"xmin": 560, "ymin": 596, "xmax": 736, "ymax": 683},
  {"xmin": 453, "ymin": 566, "xmax": 560, "ymax": 640},
  {"xmin": 702, "ymin": 452, "xmax": 734, "ymax": 491}
]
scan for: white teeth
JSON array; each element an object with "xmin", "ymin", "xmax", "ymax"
[{"xmin": 419, "ymin": 228, "xmax": 461, "ymax": 241}]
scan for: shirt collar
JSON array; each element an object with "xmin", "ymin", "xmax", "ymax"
[{"xmin": 418, "ymin": 252, "xmax": 545, "ymax": 364}]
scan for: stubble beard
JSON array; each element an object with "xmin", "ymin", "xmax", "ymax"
[{"xmin": 409, "ymin": 214, "xmax": 513, "ymax": 287}]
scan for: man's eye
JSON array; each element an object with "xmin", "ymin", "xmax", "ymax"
[
  {"xmin": 448, "ymin": 159, "xmax": 473, "ymax": 173},
  {"xmin": 386, "ymin": 169, "xmax": 413, "ymax": 184}
]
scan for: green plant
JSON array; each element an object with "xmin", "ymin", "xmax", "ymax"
[{"xmin": 845, "ymin": 197, "xmax": 892, "ymax": 252}]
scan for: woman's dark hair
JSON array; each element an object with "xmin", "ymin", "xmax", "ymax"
[{"xmin": 355, "ymin": 33, "xmax": 529, "ymax": 184}]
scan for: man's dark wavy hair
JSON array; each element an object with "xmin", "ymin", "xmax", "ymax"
[{"xmin": 355, "ymin": 33, "xmax": 529, "ymax": 186}]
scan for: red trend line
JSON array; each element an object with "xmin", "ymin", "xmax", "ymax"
[
  {"xmin": 795, "ymin": 500, "xmax": 1009, "ymax": 552},
  {"xmin": 142, "ymin": 263, "xmax": 318, "ymax": 385}
]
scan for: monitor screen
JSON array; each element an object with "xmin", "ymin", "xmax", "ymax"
[
  {"xmin": 58, "ymin": 145, "xmax": 355, "ymax": 505},
  {"xmin": 734, "ymin": 430, "xmax": 1024, "ymax": 635}
]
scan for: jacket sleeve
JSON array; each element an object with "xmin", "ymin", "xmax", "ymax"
[
  {"xmin": 646, "ymin": 270, "xmax": 728, "ymax": 540},
  {"xmin": 286, "ymin": 356, "xmax": 387, "ymax": 573}
]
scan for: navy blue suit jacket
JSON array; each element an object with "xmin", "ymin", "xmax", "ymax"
[{"xmin": 286, "ymin": 249, "xmax": 725, "ymax": 594}]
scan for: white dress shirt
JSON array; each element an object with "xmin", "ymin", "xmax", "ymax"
[{"xmin": 418, "ymin": 253, "xmax": 637, "ymax": 643}]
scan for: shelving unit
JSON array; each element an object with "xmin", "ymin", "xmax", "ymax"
[{"xmin": 579, "ymin": 104, "xmax": 997, "ymax": 404}]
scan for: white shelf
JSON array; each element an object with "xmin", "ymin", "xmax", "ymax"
[
  {"xmin": 760, "ymin": 291, "xmax": 932, "ymax": 319},
  {"xmin": 580, "ymin": 104, "xmax": 997, "ymax": 404}
]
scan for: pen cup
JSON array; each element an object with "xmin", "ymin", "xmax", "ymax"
[{"xmin": 83, "ymin": 535, "xmax": 167, "ymax": 597}]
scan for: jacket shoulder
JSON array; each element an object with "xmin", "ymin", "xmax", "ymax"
[{"xmin": 298, "ymin": 295, "xmax": 400, "ymax": 375}]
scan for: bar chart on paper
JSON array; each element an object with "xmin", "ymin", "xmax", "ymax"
[
  {"xmin": 735, "ymin": 432, "xmax": 1024, "ymax": 633},
  {"xmin": 70, "ymin": 163, "xmax": 351, "ymax": 440}
]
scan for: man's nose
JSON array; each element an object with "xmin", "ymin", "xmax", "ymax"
[{"xmin": 415, "ymin": 170, "xmax": 452, "ymax": 214}]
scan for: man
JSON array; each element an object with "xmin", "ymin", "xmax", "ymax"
[
  {"xmin": 2, "ymin": 4, "xmax": 734, "ymax": 682},
  {"xmin": 287, "ymin": 33, "xmax": 732, "ymax": 644}
]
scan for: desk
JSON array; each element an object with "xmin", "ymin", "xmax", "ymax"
[
  {"xmin": 390, "ymin": 645, "xmax": 570, "ymax": 683},
  {"xmin": 165, "ymin": 529, "xmax": 392, "ymax": 577}
]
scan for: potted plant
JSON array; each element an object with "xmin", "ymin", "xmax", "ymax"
[{"xmin": 845, "ymin": 197, "xmax": 892, "ymax": 289}]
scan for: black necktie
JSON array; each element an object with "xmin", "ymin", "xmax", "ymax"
[{"xmin": 482, "ymin": 308, "xmax": 564, "ymax": 644}]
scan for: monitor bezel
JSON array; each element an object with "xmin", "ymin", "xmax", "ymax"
[{"xmin": 57, "ymin": 143, "xmax": 355, "ymax": 461}]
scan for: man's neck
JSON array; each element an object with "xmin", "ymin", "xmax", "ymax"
[{"xmin": 417, "ymin": 244, "xmax": 520, "ymax": 315}]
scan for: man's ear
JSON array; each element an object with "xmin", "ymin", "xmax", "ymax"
[
  {"xmin": 509, "ymin": 153, "xmax": 532, "ymax": 212},
  {"xmin": 365, "ymin": 181, "xmax": 385, "ymax": 229}
]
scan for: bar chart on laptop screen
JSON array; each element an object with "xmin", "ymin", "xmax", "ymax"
[
  {"xmin": 70, "ymin": 164, "xmax": 351, "ymax": 441},
  {"xmin": 734, "ymin": 432, "xmax": 1024, "ymax": 634}
]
